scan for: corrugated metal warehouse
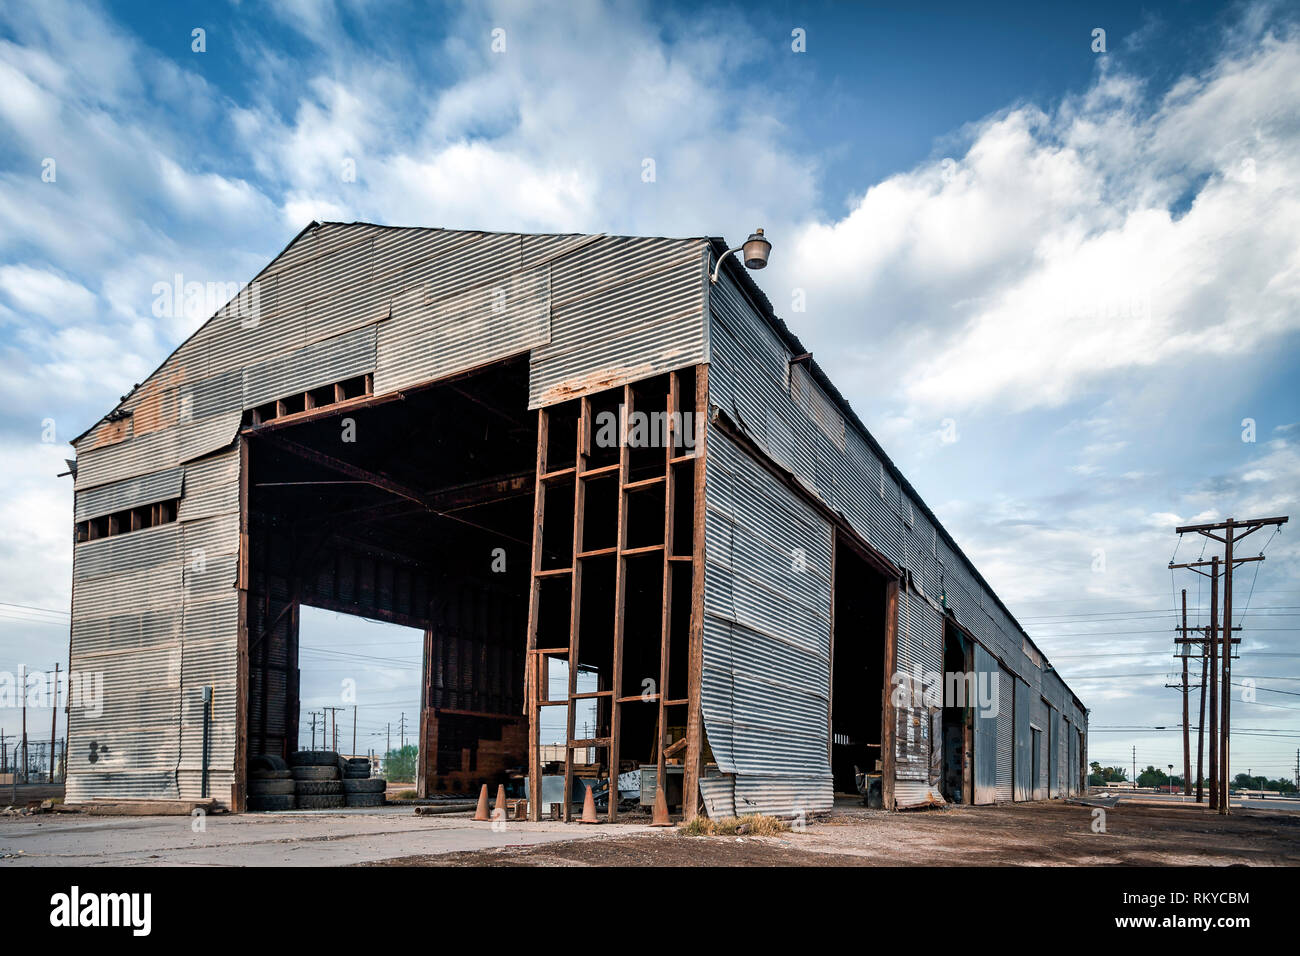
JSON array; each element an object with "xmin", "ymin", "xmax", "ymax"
[{"xmin": 65, "ymin": 222, "xmax": 1088, "ymax": 819}]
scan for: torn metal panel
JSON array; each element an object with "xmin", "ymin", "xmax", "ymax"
[{"xmin": 74, "ymin": 465, "xmax": 184, "ymax": 522}]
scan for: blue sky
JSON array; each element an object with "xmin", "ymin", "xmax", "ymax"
[{"xmin": 1, "ymin": 0, "xmax": 1297, "ymax": 783}]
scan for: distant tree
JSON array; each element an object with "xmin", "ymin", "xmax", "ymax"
[
  {"xmin": 1137, "ymin": 765, "xmax": 1169, "ymax": 789},
  {"xmin": 384, "ymin": 743, "xmax": 418, "ymax": 782},
  {"xmin": 1088, "ymin": 763, "xmax": 1128, "ymax": 785}
]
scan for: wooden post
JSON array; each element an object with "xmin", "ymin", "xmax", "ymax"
[
  {"xmin": 562, "ymin": 398, "xmax": 588, "ymax": 821},
  {"xmin": 682, "ymin": 365, "xmax": 709, "ymax": 821},
  {"xmin": 525, "ymin": 408, "xmax": 548, "ymax": 821},
  {"xmin": 608, "ymin": 385, "xmax": 632, "ymax": 822},
  {"xmin": 880, "ymin": 575, "xmax": 900, "ymax": 811},
  {"xmin": 233, "ymin": 436, "xmax": 250, "ymax": 811},
  {"xmin": 1180, "ymin": 590, "xmax": 1191, "ymax": 796}
]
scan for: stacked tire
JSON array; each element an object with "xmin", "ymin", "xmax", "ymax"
[
  {"xmin": 343, "ymin": 756, "xmax": 386, "ymax": 808},
  {"xmin": 248, "ymin": 754, "xmax": 295, "ymax": 812},
  {"xmin": 290, "ymin": 751, "xmax": 344, "ymax": 810}
]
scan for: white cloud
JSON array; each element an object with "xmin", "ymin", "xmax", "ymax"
[{"xmin": 775, "ymin": 22, "xmax": 1300, "ymax": 416}]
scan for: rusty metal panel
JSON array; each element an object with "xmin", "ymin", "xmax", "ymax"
[
  {"xmin": 375, "ymin": 265, "xmax": 549, "ymax": 394},
  {"xmin": 74, "ymin": 465, "xmax": 184, "ymax": 522},
  {"xmin": 701, "ymin": 426, "xmax": 834, "ymax": 816}
]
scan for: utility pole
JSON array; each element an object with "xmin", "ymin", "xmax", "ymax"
[
  {"xmin": 20, "ymin": 664, "xmax": 28, "ymax": 785},
  {"xmin": 322, "ymin": 706, "xmax": 344, "ymax": 755},
  {"xmin": 49, "ymin": 663, "xmax": 59, "ymax": 783},
  {"xmin": 399, "ymin": 712, "xmax": 406, "ymax": 751},
  {"xmin": 1179, "ymin": 591, "xmax": 1191, "ymax": 795},
  {"xmin": 309, "ymin": 711, "xmax": 317, "ymax": 750},
  {"xmin": 352, "ymin": 706, "xmax": 357, "ymax": 757},
  {"xmin": 1174, "ymin": 514, "xmax": 1288, "ymax": 815},
  {"xmin": 1132, "ymin": 745, "xmax": 1136, "ymax": 791}
]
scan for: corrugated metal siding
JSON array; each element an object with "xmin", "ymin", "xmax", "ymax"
[
  {"xmin": 66, "ymin": 523, "xmax": 184, "ymax": 802},
  {"xmin": 705, "ymin": 252, "xmax": 1088, "ymax": 803},
  {"xmin": 74, "ymin": 466, "xmax": 184, "ymax": 522},
  {"xmin": 701, "ymin": 426, "xmax": 834, "ymax": 817},
  {"xmin": 529, "ymin": 238, "xmax": 705, "ymax": 407},
  {"xmin": 375, "ymin": 265, "xmax": 549, "ymax": 394},
  {"xmin": 973, "ymin": 643, "xmax": 998, "ymax": 805},
  {"xmin": 894, "ymin": 586, "xmax": 945, "ymax": 807},
  {"xmin": 995, "ymin": 668, "xmax": 1013, "ymax": 801},
  {"xmin": 1031, "ymin": 695, "xmax": 1050, "ymax": 799},
  {"xmin": 1014, "ymin": 678, "xmax": 1032, "ymax": 801},
  {"xmin": 1049, "ymin": 706, "xmax": 1061, "ymax": 797},
  {"xmin": 243, "ymin": 324, "xmax": 377, "ymax": 409}
]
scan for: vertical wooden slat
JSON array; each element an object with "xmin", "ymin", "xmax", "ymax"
[
  {"xmin": 656, "ymin": 373, "xmax": 678, "ymax": 813},
  {"xmin": 682, "ymin": 364, "xmax": 709, "ymax": 820},
  {"xmin": 525, "ymin": 408, "xmax": 548, "ymax": 821},
  {"xmin": 233, "ymin": 435, "xmax": 250, "ymax": 811},
  {"xmin": 562, "ymin": 398, "xmax": 588, "ymax": 820},
  {"xmin": 881, "ymin": 575, "xmax": 900, "ymax": 810},
  {"xmin": 608, "ymin": 385, "xmax": 632, "ymax": 821}
]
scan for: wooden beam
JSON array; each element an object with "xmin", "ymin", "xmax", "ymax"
[
  {"xmin": 233, "ymin": 435, "xmax": 250, "ymax": 812},
  {"xmin": 525, "ymin": 408, "xmax": 548, "ymax": 822},
  {"xmin": 562, "ymin": 397, "xmax": 588, "ymax": 821},
  {"xmin": 682, "ymin": 364, "xmax": 709, "ymax": 822},
  {"xmin": 881, "ymin": 575, "xmax": 900, "ymax": 811},
  {"xmin": 608, "ymin": 384, "xmax": 632, "ymax": 822}
]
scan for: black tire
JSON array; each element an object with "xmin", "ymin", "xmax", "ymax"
[
  {"xmin": 344, "ymin": 770, "xmax": 371, "ymax": 779},
  {"xmin": 250, "ymin": 768, "xmax": 293, "ymax": 781},
  {"xmin": 345, "ymin": 792, "xmax": 385, "ymax": 807},
  {"xmin": 290, "ymin": 750, "xmax": 339, "ymax": 767},
  {"xmin": 292, "ymin": 765, "xmax": 341, "ymax": 782},
  {"xmin": 247, "ymin": 794, "xmax": 295, "ymax": 812},
  {"xmin": 342, "ymin": 777, "xmax": 385, "ymax": 794},
  {"xmin": 295, "ymin": 780, "xmax": 343, "ymax": 796},
  {"xmin": 249, "ymin": 753, "xmax": 289, "ymax": 773},
  {"xmin": 346, "ymin": 757, "xmax": 370, "ymax": 768},
  {"xmin": 296, "ymin": 793, "xmax": 345, "ymax": 810},
  {"xmin": 249, "ymin": 778, "xmax": 296, "ymax": 796}
]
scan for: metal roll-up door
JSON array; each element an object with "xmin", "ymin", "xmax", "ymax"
[{"xmin": 995, "ymin": 668, "xmax": 1013, "ymax": 801}]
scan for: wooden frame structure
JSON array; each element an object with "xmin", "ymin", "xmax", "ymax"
[{"xmin": 525, "ymin": 367, "xmax": 707, "ymax": 822}]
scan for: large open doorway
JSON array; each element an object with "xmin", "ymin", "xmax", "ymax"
[
  {"xmin": 296, "ymin": 606, "xmax": 423, "ymax": 782},
  {"xmin": 241, "ymin": 357, "xmax": 537, "ymax": 802},
  {"xmin": 830, "ymin": 535, "xmax": 889, "ymax": 802}
]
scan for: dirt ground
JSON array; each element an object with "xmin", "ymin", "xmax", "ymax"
[{"xmin": 364, "ymin": 800, "xmax": 1300, "ymax": 867}]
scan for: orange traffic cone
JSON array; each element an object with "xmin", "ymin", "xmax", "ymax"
[
  {"xmin": 650, "ymin": 778, "xmax": 672, "ymax": 826},
  {"xmin": 579, "ymin": 783, "xmax": 600, "ymax": 824},
  {"xmin": 474, "ymin": 784, "xmax": 490, "ymax": 821},
  {"xmin": 494, "ymin": 784, "xmax": 507, "ymax": 816}
]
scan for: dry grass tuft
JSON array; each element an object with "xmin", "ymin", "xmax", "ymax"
[{"xmin": 679, "ymin": 813, "xmax": 790, "ymax": 837}]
